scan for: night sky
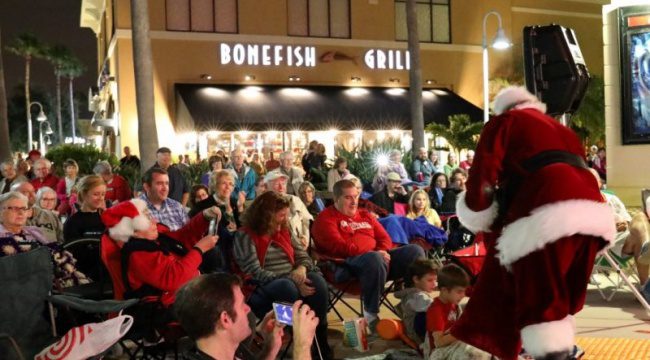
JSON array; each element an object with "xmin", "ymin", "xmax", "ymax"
[{"xmin": 1, "ymin": 0, "xmax": 97, "ymax": 103}]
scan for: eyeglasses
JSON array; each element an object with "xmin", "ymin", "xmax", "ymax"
[
  {"xmin": 2, "ymin": 206, "xmax": 30, "ymax": 213},
  {"xmin": 41, "ymin": 198, "xmax": 57, "ymax": 202}
]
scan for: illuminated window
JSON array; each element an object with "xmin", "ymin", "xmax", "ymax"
[
  {"xmin": 395, "ymin": 0, "xmax": 450, "ymax": 43},
  {"xmin": 166, "ymin": 0, "xmax": 238, "ymax": 33},
  {"xmin": 288, "ymin": 0, "xmax": 350, "ymax": 39}
]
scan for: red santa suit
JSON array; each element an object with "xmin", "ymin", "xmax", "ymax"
[{"xmin": 450, "ymin": 87, "xmax": 615, "ymax": 360}]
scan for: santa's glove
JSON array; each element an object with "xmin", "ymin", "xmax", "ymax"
[{"xmin": 203, "ymin": 206, "xmax": 222, "ymax": 221}]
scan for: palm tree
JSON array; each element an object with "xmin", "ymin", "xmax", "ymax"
[
  {"xmin": 61, "ymin": 55, "xmax": 84, "ymax": 143},
  {"xmin": 406, "ymin": 0, "xmax": 424, "ymax": 151},
  {"xmin": 44, "ymin": 44, "xmax": 71, "ymax": 144},
  {"xmin": 425, "ymin": 114, "xmax": 483, "ymax": 157},
  {"xmin": 131, "ymin": 0, "xmax": 159, "ymax": 169},
  {"xmin": 5, "ymin": 32, "xmax": 44, "ymax": 150},
  {"xmin": 0, "ymin": 27, "xmax": 12, "ymax": 161}
]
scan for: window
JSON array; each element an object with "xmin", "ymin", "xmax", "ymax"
[
  {"xmin": 288, "ymin": 0, "xmax": 350, "ymax": 38},
  {"xmin": 395, "ymin": 0, "xmax": 450, "ymax": 43},
  {"xmin": 166, "ymin": 0, "xmax": 238, "ymax": 33}
]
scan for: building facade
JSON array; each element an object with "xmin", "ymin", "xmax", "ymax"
[{"xmin": 80, "ymin": 0, "xmax": 605, "ymax": 162}]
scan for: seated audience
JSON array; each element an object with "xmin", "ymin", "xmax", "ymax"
[
  {"xmin": 94, "ymin": 161, "xmax": 132, "ymax": 204},
  {"xmin": 429, "ymin": 151, "xmax": 441, "ymax": 174},
  {"xmin": 63, "ymin": 175, "xmax": 107, "ymax": 241},
  {"xmin": 31, "ymin": 158, "xmax": 59, "ymax": 191},
  {"xmin": 395, "ymin": 259, "xmax": 438, "ymax": 344},
  {"xmin": 440, "ymin": 169, "xmax": 467, "ymax": 214},
  {"xmin": 265, "ymin": 171, "xmax": 312, "ymax": 249},
  {"xmin": 101, "ymin": 198, "xmax": 220, "ymax": 307},
  {"xmin": 234, "ymin": 191, "xmax": 332, "ymax": 359},
  {"xmin": 407, "ymin": 189, "xmax": 442, "ymax": 228},
  {"xmin": 412, "ymin": 147, "xmax": 435, "ymax": 185},
  {"xmin": 370, "ymin": 172, "xmax": 410, "ymax": 214},
  {"xmin": 0, "ymin": 191, "xmax": 90, "ymax": 288},
  {"xmin": 254, "ymin": 177, "xmax": 266, "ymax": 198},
  {"xmin": 189, "ymin": 184, "xmax": 210, "ymax": 210},
  {"xmin": 228, "ymin": 149, "xmax": 257, "ymax": 201},
  {"xmin": 35, "ymin": 186, "xmax": 58, "ymax": 215},
  {"xmin": 327, "ymin": 157, "xmax": 352, "ymax": 192},
  {"xmin": 459, "ymin": 150, "xmax": 475, "ymax": 171},
  {"xmin": 12, "ymin": 181, "xmax": 63, "ymax": 243},
  {"xmin": 589, "ymin": 169, "xmax": 650, "ymax": 300},
  {"xmin": 201, "ymin": 155, "xmax": 224, "ymax": 187},
  {"xmin": 372, "ymin": 149, "xmax": 410, "ymax": 192},
  {"xmin": 592, "ymin": 147, "xmax": 607, "ymax": 181},
  {"xmin": 425, "ymin": 264, "xmax": 490, "ymax": 359},
  {"xmin": 139, "ymin": 167, "xmax": 189, "ymax": 231},
  {"xmin": 0, "ymin": 160, "xmax": 27, "ymax": 194},
  {"xmin": 349, "ymin": 177, "xmax": 389, "ymax": 218},
  {"xmin": 428, "ymin": 172, "xmax": 448, "ymax": 213},
  {"xmin": 55, "ymin": 159, "xmax": 79, "ymax": 216},
  {"xmin": 277, "ymin": 151, "xmax": 305, "ymax": 196},
  {"xmin": 443, "ymin": 153, "xmax": 459, "ymax": 178},
  {"xmin": 298, "ymin": 181, "xmax": 325, "ymax": 218},
  {"xmin": 312, "ymin": 179, "xmax": 424, "ymax": 331},
  {"xmin": 175, "ymin": 274, "xmax": 319, "ymax": 360}
]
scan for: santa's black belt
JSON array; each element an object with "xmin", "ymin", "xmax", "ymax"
[{"xmin": 521, "ymin": 150, "xmax": 588, "ymax": 173}]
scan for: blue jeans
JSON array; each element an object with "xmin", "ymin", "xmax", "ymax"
[
  {"xmin": 339, "ymin": 244, "xmax": 425, "ymax": 314},
  {"xmin": 247, "ymin": 271, "xmax": 329, "ymax": 326}
]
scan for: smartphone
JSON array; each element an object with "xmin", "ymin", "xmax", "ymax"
[
  {"xmin": 272, "ymin": 302, "xmax": 293, "ymax": 326},
  {"xmin": 208, "ymin": 219, "xmax": 218, "ymax": 236}
]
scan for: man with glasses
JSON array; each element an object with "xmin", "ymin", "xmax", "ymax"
[
  {"xmin": 11, "ymin": 181, "xmax": 63, "ymax": 244},
  {"xmin": 30, "ymin": 158, "xmax": 59, "ymax": 192},
  {"xmin": 0, "ymin": 161, "xmax": 27, "ymax": 194}
]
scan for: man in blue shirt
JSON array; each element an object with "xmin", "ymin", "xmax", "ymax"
[
  {"xmin": 147, "ymin": 147, "xmax": 190, "ymax": 207},
  {"xmin": 138, "ymin": 167, "xmax": 189, "ymax": 231}
]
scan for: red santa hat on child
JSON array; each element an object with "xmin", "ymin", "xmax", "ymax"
[
  {"xmin": 493, "ymin": 86, "xmax": 547, "ymax": 115},
  {"xmin": 101, "ymin": 199, "xmax": 151, "ymax": 242}
]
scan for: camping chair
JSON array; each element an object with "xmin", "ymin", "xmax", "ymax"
[
  {"xmin": 591, "ymin": 249, "xmax": 650, "ymax": 312},
  {"xmin": 447, "ymin": 237, "xmax": 486, "ymax": 296},
  {"xmin": 62, "ymin": 238, "xmax": 113, "ymax": 300},
  {"xmin": 100, "ymin": 234, "xmax": 184, "ymax": 360}
]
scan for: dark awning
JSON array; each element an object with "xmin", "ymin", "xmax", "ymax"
[{"xmin": 175, "ymin": 84, "xmax": 482, "ymax": 132}]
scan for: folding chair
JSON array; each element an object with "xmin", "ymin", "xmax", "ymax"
[
  {"xmin": 591, "ymin": 249, "xmax": 650, "ymax": 312},
  {"xmin": 62, "ymin": 238, "xmax": 113, "ymax": 300}
]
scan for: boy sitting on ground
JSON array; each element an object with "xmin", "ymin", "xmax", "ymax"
[
  {"xmin": 425, "ymin": 264, "xmax": 491, "ymax": 360},
  {"xmin": 395, "ymin": 258, "xmax": 438, "ymax": 345}
]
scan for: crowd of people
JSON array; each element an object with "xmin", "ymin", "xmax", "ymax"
[{"xmin": 0, "ymin": 127, "xmax": 631, "ymax": 359}]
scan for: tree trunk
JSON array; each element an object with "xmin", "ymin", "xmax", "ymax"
[
  {"xmin": 25, "ymin": 56, "xmax": 32, "ymax": 150},
  {"xmin": 56, "ymin": 72, "xmax": 62, "ymax": 143},
  {"xmin": 131, "ymin": 0, "xmax": 159, "ymax": 169},
  {"xmin": 406, "ymin": 0, "xmax": 424, "ymax": 152},
  {"xmin": 0, "ymin": 28, "xmax": 12, "ymax": 161},
  {"xmin": 68, "ymin": 77, "xmax": 76, "ymax": 143}
]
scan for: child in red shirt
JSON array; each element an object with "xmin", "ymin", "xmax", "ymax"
[{"xmin": 425, "ymin": 264, "xmax": 491, "ymax": 359}]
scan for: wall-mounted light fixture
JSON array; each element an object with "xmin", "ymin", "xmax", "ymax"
[
  {"xmin": 289, "ymin": 75, "xmax": 302, "ymax": 82},
  {"xmin": 389, "ymin": 78, "xmax": 400, "ymax": 83},
  {"xmin": 200, "ymin": 74, "xmax": 213, "ymax": 80},
  {"xmin": 425, "ymin": 79, "xmax": 437, "ymax": 85},
  {"xmin": 351, "ymin": 76, "xmax": 361, "ymax": 82},
  {"xmin": 244, "ymin": 74, "xmax": 256, "ymax": 81}
]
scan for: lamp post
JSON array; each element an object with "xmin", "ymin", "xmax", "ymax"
[
  {"xmin": 482, "ymin": 10, "xmax": 511, "ymax": 123},
  {"xmin": 27, "ymin": 101, "xmax": 47, "ymax": 150},
  {"xmin": 39, "ymin": 120, "xmax": 54, "ymax": 154}
]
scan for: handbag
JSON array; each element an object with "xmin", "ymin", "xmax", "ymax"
[{"xmin": 35, "ymin": 315, "xmax": 133, "ymax": 360}]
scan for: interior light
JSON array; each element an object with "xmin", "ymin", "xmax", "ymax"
[
  {"xmin": 386, "ymin": 88, "xmax": 406, "ymax": 96},
  {"xmin": 345, "ymin": 88, "xmax": 369, "ymax": 97}
]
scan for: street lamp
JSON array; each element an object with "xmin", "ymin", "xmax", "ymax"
[
  {"xmin": 39, "ymin": 121, "xmax": 54, "ymax": 154},
  {"xmin": 27, "ymin": 101, "xmax": 47, "ymax": 150},
  {"xmin": 482, "ymin": 10, "xmax": 511, "ymax": 123}
]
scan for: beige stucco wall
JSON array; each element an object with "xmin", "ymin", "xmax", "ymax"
[{"xmin": 603, "ymin": 1, "xmax": 650, "ymax": 206}]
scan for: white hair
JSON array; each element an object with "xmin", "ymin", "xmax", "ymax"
[
  {"xmin": 493, "ymin": 86, "xmax": 547, "ymax": 116},
  {"xmin": 0, "ymin": 191, "xmax": 28, "ymax": 208},
  {"xmin": 35, "ymin": 186, "xmax": 56, "ymax": 204},
  {"xmin": 33, "ymin": 158, "xmax": 52, "ymax": 169}
]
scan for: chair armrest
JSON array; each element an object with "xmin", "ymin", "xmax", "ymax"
[{"xmin": 48, "ymin": 294, "xmax": 139, "ymax": 314}]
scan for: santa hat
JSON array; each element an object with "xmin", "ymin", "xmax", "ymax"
[
  {"xmin": 101, "ymin": 199, "xmax": 151, "ymax": 242},
  {"xmin": 493, "ymin": 86, "xmax": 547, "ymax": 115}
]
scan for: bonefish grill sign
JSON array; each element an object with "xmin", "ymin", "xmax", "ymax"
[{"xmin": 218, "ymin": 43, "xmax": 410, "ymax": 70}]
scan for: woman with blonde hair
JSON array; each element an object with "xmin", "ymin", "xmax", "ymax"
[
  {"xmin": 407, "ymin": 189, "xmax": 442, "ymax": 228},
  {"xmin": 63, "ymin": 175, "xmax": 107, "ymax": 242}
]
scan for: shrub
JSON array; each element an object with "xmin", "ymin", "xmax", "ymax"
[
  {"xmin": 45, "ymin": 144, "xmax": 118, "ymax": 177},
  {"xmin": 335, "ymin": 139, "xmax": 412, "ymax": 188}
]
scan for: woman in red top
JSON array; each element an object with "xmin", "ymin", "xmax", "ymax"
[{"xmin": 93, "ymin": 161, "xmax": 132, "ymax": 204}]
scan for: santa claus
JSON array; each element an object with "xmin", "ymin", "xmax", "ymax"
[{"xmin": 450, "ymin": 87, "xmax": 615, "ymax": 359}]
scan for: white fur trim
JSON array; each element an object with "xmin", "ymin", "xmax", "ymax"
[
  {"xmin": 109, "ymin": 217, "xmax": 136, "ymax": 242},
  {"xmin": 130, "ymin": 198, "xmax": 148, "ymax": 213},
  {"xmin": 493, "ymin": 86, "xmax": 547, "ymax": 115},
  {"xmin": 496, "ymin": 199, "xmax": 616, "ymax": 267},
  {"xmin": 132, "ymin": 214, "xmax": 151, "ymax": 232},
  {"xmin": 455, "ymin": 191, "xmax": 499, "ymax": 233},
  {"xmin": 521, "ymin": 315, "xmax": 575, "ymax": 357}
]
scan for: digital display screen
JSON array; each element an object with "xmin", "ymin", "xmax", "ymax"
[{"xmin": 627, "ymin": 31, "xmax": 650, "ymax": 139}]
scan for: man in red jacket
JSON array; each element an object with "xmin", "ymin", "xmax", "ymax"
[{"xmin": 312, "ymin": 179, "xmax": 424, "ymax": 330}]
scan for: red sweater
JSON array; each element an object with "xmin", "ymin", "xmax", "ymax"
[
  {"xmin": 105, "ymin": 175, "xmax": 132, "ymax": 203},
  {"xmin": 31, "ymin": 174, "xmax": 59, "ymax": 192},
  {"xmin": 312, "ymin": 206, "xmax": 392, "ymax": 258}
]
